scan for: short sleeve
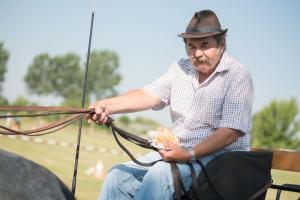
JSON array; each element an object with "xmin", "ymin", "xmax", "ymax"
[
  {"xmin": 219, "ymin": 68, "xmax": 254, "ymax": 134},
  {"xmin": 143, "ymin": 64, "xmax": 176, "ymax": 110}
]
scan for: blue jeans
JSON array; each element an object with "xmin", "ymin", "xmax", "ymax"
[{"xmin": 99, "ymin": 150, "xmax": 227, "ymax": 200}]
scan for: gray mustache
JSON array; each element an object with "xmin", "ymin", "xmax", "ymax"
[{"xmin": 192, "ymin": 57, "xmax": 209, "ymax": 64}]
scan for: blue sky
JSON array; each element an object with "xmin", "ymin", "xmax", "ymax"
[{"xmin": 1, "ymin": 0, "xmax": 300, "ymax": 126}]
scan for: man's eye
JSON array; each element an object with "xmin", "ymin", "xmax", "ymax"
[{"xmin": 202, "ymin": 43, "xmax": 209, "ymax": 48}]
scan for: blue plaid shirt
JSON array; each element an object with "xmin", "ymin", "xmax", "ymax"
[{"xmin": 144, "ymin": 52, "xmax": 254, "ymax": 151}]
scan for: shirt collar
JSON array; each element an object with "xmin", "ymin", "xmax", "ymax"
[{"xmin": 215, "ymin": 52, "xmax": 230, "ymax": 73}]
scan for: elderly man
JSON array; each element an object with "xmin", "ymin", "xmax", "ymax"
[{"xmin": 88, "ymin": 9, "xmax": 254, "ymax": 200}]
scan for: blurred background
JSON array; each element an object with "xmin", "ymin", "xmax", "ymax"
[{"xmin": 0, "ymin": 0, "xmax": 299, "ymax": 199}]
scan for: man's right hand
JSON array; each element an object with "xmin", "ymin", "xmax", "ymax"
[{"xmin": 86, "ymin": 101, "xmax": 110, "ymax": 125}]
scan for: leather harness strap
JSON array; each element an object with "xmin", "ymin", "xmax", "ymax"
[
  {"xmin": 0, "ymin": 105, "xmax": 89, "ymax": 112},
  {"xmin": 0, "ymin": 113, "xmax": 82, "ymax": 136},
  {"xmin": 0, "ymin": 105, "xmax": 161, "ymax": 166},
  {"xmin": 0, "ymin": 106, "xmax": 92, "ymax": 136},
  {"xmin": 171, "ymin": 162, "xmax": 182, "ymax": 200}
]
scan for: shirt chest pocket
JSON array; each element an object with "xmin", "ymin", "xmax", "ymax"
[{"xmin": 188, "ymin": 97, "xmax": 224, "ymax": 129}]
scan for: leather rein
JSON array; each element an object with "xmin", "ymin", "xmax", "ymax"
[{"xmin": 0, "ymin": 105, "xmax": 159, "ymax": 166}]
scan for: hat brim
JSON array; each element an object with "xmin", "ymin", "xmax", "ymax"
[{"xmin": 177, "ymin": 29, "xmax": 228, "ymax": 39}]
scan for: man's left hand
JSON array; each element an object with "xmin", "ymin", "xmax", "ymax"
[{"xmin": 158, "ymin": 142, "xmax": 191, "ymax": 162}]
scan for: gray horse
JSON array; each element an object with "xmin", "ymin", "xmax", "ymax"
[{"xmin": 0, "ymin": 149, "xmax": 75, "ymax": 200}]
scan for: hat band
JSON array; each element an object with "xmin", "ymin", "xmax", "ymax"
[{"xmin": 186, "ymin": 26, "xmax": 222, "ymax": 34}]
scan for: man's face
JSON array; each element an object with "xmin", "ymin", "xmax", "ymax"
[{"xmin": 186, "ymin": 37, "xmax": 224, "ymax": 75}]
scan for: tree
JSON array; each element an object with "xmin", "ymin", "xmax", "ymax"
[
  {"xmin": 0, "ymin": 42, "xmax": 9, "ymax": 94},
  {"xmin": 251, "ymin": 98, "xmax": 300, "ymax": 150},
  {"xmin": 0, "ymin": 96, "xmax": 9, "ymax": 105},
  {"xmin": 24, "ymin": 53, "xmax": 83, "ymax": 106},
  {"xmin": 24, "ymin": 50, "xmax": 121, "ymax": 107},
  {"xmin": 11, "ymin": 96, "xmax": 36, "ymax": 106},
  {"xmin": 87, "ymin": 50, "xmax": 121, "ymax": 99}
]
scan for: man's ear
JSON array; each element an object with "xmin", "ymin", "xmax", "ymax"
[{"xmin": 220, "ymin": 39, "xmax": 226, "ymax": 53}]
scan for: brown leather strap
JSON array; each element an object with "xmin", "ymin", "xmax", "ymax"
[
  {"xmin": 187, "ymin": 162, "xmax": 199, "ymax": 199},
  {"xmin": 110, "ymin": 124, "xmax": 161, "ymax": 167},
  {"xmin": 0, "ymin": 106, "xmax": 92, "ymax": 136},
  {"xmin": 248, "ymin": 180, "xmax": 272, "ymax": 200},
  {"xmin": 0, "ymin": 105, "xmax": 160, "ymax": 167},
  {"xmin": 0, "ymin": 105, "xmax": 88, "ymax": 112},
  {"xmin": 171, "ymin": 162, "xmax": 182, "ymax": 200},
  {"xmin": 170, "ymin": 162, "xmax": 200, "ymax": 200},
  {"xmin": 0, "ymin": 114, "xmax": 82, "ymax": 136}
]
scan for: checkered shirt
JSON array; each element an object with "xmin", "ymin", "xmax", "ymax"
[{"xmin": 144, "ymin": 52, "xmax": 254, "ymax": 151}]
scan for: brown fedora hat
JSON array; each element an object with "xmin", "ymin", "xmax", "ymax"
[{"xmin": 178, "ymin": 10, "xmax": 228, "ymax": 39}]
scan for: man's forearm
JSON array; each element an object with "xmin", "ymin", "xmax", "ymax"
[
  {"xmin": 101, "ymin": 89, "xmax": 161, "ymax": 114},
  {"xmin": 193, "ymin": 128, "xmax": 240, "ymax": 158}
]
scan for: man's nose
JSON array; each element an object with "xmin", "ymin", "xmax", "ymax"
[{"xmin": 194, "ymin": 49, "xmax": 204, "ymax": 58}]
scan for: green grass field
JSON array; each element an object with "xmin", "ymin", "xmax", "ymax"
[{"xmin": 0, "ymin": 122, "xmax": 299, "ymax": 200}]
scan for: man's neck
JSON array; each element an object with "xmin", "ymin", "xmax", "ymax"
[{"xmin": 198, "ymin": 70, "xmax": 214, "ymax": 84}]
